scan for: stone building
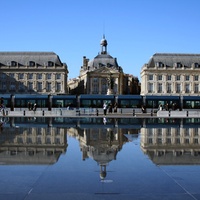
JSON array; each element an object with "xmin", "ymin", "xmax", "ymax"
[
  {"xmin": 0, "ymin": 52, "xmax": 68, "ymax": 95},
  {"xmin": 140, "ymin": 53, "xmax": 200, "ymax": 96},
  {"xmin": 68, "ymin": 36, "xmax": 140, "ymax": 95}
]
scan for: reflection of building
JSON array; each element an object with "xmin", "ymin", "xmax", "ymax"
[
  {"xmin": 0, "ymin": 126, "xmax": 67, "ymax": 164},
  {"xmin": 68, "ymin": 36, "xmax": 140, "ymax": 95},
  {"xmin": 0, "ymin": 52, "xmax": 68, "ymax": 95},
  {"xmin": 141, "ymin": 53, "xmax": 200, "ymax": 96},
  {"xmin": 140, "ymin": 126, "xmax": 200, "ymax": 165},
  {"xmin": 71, "ymin": 126, "xmax": 128, "ymax": 180}
]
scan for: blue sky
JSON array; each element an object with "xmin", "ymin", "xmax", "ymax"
[{"xmin": 1, "ymin": 0, "xmax": 200, "ymax": 80}]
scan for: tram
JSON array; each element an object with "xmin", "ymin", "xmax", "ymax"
[{"xmin": 0, "ymin": 94, "xmax": 200, "ymax": 111}]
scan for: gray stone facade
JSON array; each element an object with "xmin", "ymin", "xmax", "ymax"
[{"xmin": 0, "ymin": 52, "xmax": 68, "ymax": 94}]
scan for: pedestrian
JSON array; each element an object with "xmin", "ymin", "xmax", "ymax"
[
  {"xmin": 103, "ymin": 102, "xmax": 107, "ymax": 115},
  {"xmin": 33, "ymin": 103, "xmax": 37, "ymax": 111},
  {"xmin": 28, "ymin": 102, "xmax": 31, "ymax": 110},
  {"xmin": 114, "ymin": 102, "xmax": 118, "ymax": 113}
]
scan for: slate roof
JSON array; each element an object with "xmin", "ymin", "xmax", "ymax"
[
  {"xmin": 0, "ymin": 52, "xmax": 64, "ymax": 66},
  {"xmin": 88, "ymin": 54, "xmax": 119, "ymax": 70},
  {"xmin": 148, "ymin": 53, "xmax": 200, "ymax": 67}
]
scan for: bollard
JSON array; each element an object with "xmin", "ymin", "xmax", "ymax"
[
  {"xmin": 133, "ymin": 109, "xmax": 135, "ymax": 116},
  {"xmin": 187, "ymin": 111, "xmax": 188, "ymax": 117},
  {"xmin": 151, "ymin": 110, "xmax": 153, "ymax": 116},
  {"xmin": 121, "ymin": 109, "xmax": 122, "ymax": 114},
  {"xmin": 96, "ymin": 109, "xmax": 99, "ymax": 116},
  {"xmin": 79, "ymin": 110, "xmax": 80, "ymax": 116},
  {"xmin": 24, "ymin": 110, "xmax": 25, "ymax": 116},
  {"xmin": 42, "ymin": 110, "xmax": 45, "ymax": 116}
]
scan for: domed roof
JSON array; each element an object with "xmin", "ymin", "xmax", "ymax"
[{"xmin": 87, "ymin": 54, "xmax": 119, "ymax": 70}]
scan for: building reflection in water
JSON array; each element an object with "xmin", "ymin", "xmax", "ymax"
[
  {"xmin": 1, "ymin": 117, "xmax": 200, "ymax": 171},
  {"xmin": 0, "ymin": 117, "xmax": 68, "ymax": 165},
  {"xmin": 141, "ymin": 118, "xmax": 200, "ymax": 165}
]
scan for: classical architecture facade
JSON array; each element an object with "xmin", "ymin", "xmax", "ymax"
[
  {"xmin": 0, "ymin": 52, "xmax": 68, "ymax": 95},
  {"xmin": 140, "ymin": 53, "xmax": 200, "ymax": 96},
  {"xmin": 68, "ymin": 36, "xmax": 140, "ymax": 95}
]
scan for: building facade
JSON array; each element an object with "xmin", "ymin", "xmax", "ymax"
[
  {"xmin": 140, "ymin": 53, "xmax": 200, "ymax": 96},
  {"xmin": 0, "ymin": 52, "xmax": 68, "ymax": 95},
  {"xmin": 68, "ymin": 36, "xmax": 140, "ymax": 95}
]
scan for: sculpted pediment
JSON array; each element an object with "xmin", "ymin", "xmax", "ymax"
[{"xmin": 90, "ymin": 66, "xmax": 119, "ymax": 74}]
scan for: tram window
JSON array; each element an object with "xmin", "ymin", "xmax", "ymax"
[
  {"xmin": 183, "ymin": 100, "xmax": 200, "ymax": 109},
  {"xmin": 52, "ymin": 99, "xmax": 74, "ymax": 108},
  {"xmin": 119, "ymin": 100, "xmax": 141, "ymax": 108}
]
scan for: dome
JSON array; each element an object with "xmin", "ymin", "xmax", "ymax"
[{"xmin": 87, "ymin": 54, "xmax": 119, "ymax": 70}]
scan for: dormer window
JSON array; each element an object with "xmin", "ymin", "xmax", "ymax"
[
  {"xmin": 48, "ymin": 61, "xmax": 54, "ymax": 67},
  {"xmin": 175, "ymin": 62, "xmax": 182, "ymax": 68},
  {"xmin": 156, "ymin": 62, "xmax": 164, "ymax": 68},
  {"xmin": 11, "ymin": 61, "xmax": 17, "ymax": 66},
  {"xmin": 29, "ymin": 61, "xmax": 35, "ymax": 67},
  {"xmin": 194, "ymin": 63, "xmax": 199, "ymax": 68}
]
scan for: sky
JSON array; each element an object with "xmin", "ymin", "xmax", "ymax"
[{"xmin": 1, "ymin": 0, "xmax": 200, "ymax": 81}]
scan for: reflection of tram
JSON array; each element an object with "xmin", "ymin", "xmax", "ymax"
[{"xmin": 1, "ymin": 94, "xmax": 200, "ymax": 111}]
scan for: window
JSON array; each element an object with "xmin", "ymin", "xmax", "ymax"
[
  {"xmin": 28, "ymin": 82, "xmax": 33, "ymax": 90},
  {"xmin": 176, "ymin": 75, "xmax": 180, "ymax": 81},
  {"xmin": 176, "ymin": 83, "xmax": 181, "ymax": 93},
  {"xmin": 46, "ymin": 82, "xmax": 51, "ymax": 92},
  {"xmin": 56, "ymin": 82, "xmax": 61, "ymax": 92},
  {"xmin": 9, "ymin": 73, "xmax": 15, "ymax": 78},
  {"xmin": 48, "ymin": 61, "xmax": 54, "ymax": 67},
  {"xmin": 10, "ymin": 82, "xmax": 15, "ymax": 90},
  {"xmin": 11, "ymin": 61, "xmax": 17, "ymax": 67},
  {"xmin": 176, "ymin": 62, "xmax": 182, "ymax": 68},
  {"xmin": 167, "ymin": 75, "xmax": 171, "ymax": 81},
  {"xmin": 194, "ymin": 63, "xmax": 199, "ymax": 68},
  {"xmin": 148, "ymin": 74, "xmax": 153, "ymax": 81},
  {"xmin": 194, "ymin": 84, "xmax": 199, "ymax": 93},
  {"xmin": 29, "ymin": 61, "xmax": 35, "ymax": 67},
  {"xmin": 194, "ymin": 75, "xmax": 199, "ymax": 81},
  {"xmin": 158, "ymin": 75, "xmax": 162, "ymax": 81},
  {"xmin": 37, "ymin": 82, "xmax": 42, "ymax": 92},
  {"xmin": 156, "ymin": 62, "xmax": 163, "ymax": 68},
  {"xmin": 185, "ymin": 75, "xmax": 190, "ymax": 81},
  {"xmin": 1, "ymin": 73, "xmax": 6, "ymax": 79},
  {"xmin": 92, "ymin": 78, "xmax": 99, "ymax": 94},
  {"xmin": 19, "ymin": 73, "xmax": 24, "ymax": 80},
  {"xmin": 19, "ymin": 82, "xmax": 24, "ymax": 91},
  {"xmin": 148, "ymin": 83, "xmax": 153, "ymax": 93},
  {"xmin": 47, "ymin": 73, "xmax": 51, "ymax": 79},
  {"xmin": 56, "ymin": 74, "xmax": 61, "ymax": 79},
  {"xmin": 37, "ymin": 74, "xmax": 42, "ymax": 79},
  {"xmin": 158, "ymin": 83, "xmax": 162, "ymax": 93},
  {"xmin": 28, "ymin": 73, "xmax": 33, "ymax": 79},
  {"xmin": 185, "ymin": 83, "xmax": 190, "ymax": 93},
  {"xmin": 167, "ymin": 83, "xmax": 171, "ymax": 93}
]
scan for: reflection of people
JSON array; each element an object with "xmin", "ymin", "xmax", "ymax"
[{"xmin": 103, "ymin": 117, "xmax": 107, "ymax": 124}]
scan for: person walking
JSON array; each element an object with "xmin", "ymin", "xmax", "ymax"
[{"xmin": 103, "ymin": 102, "xmax": 107, "ymax": 116}]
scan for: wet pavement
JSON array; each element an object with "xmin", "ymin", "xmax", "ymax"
[{"xmin": 0, "ymin": 117, "xmax": 200, "ymax": 200}]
